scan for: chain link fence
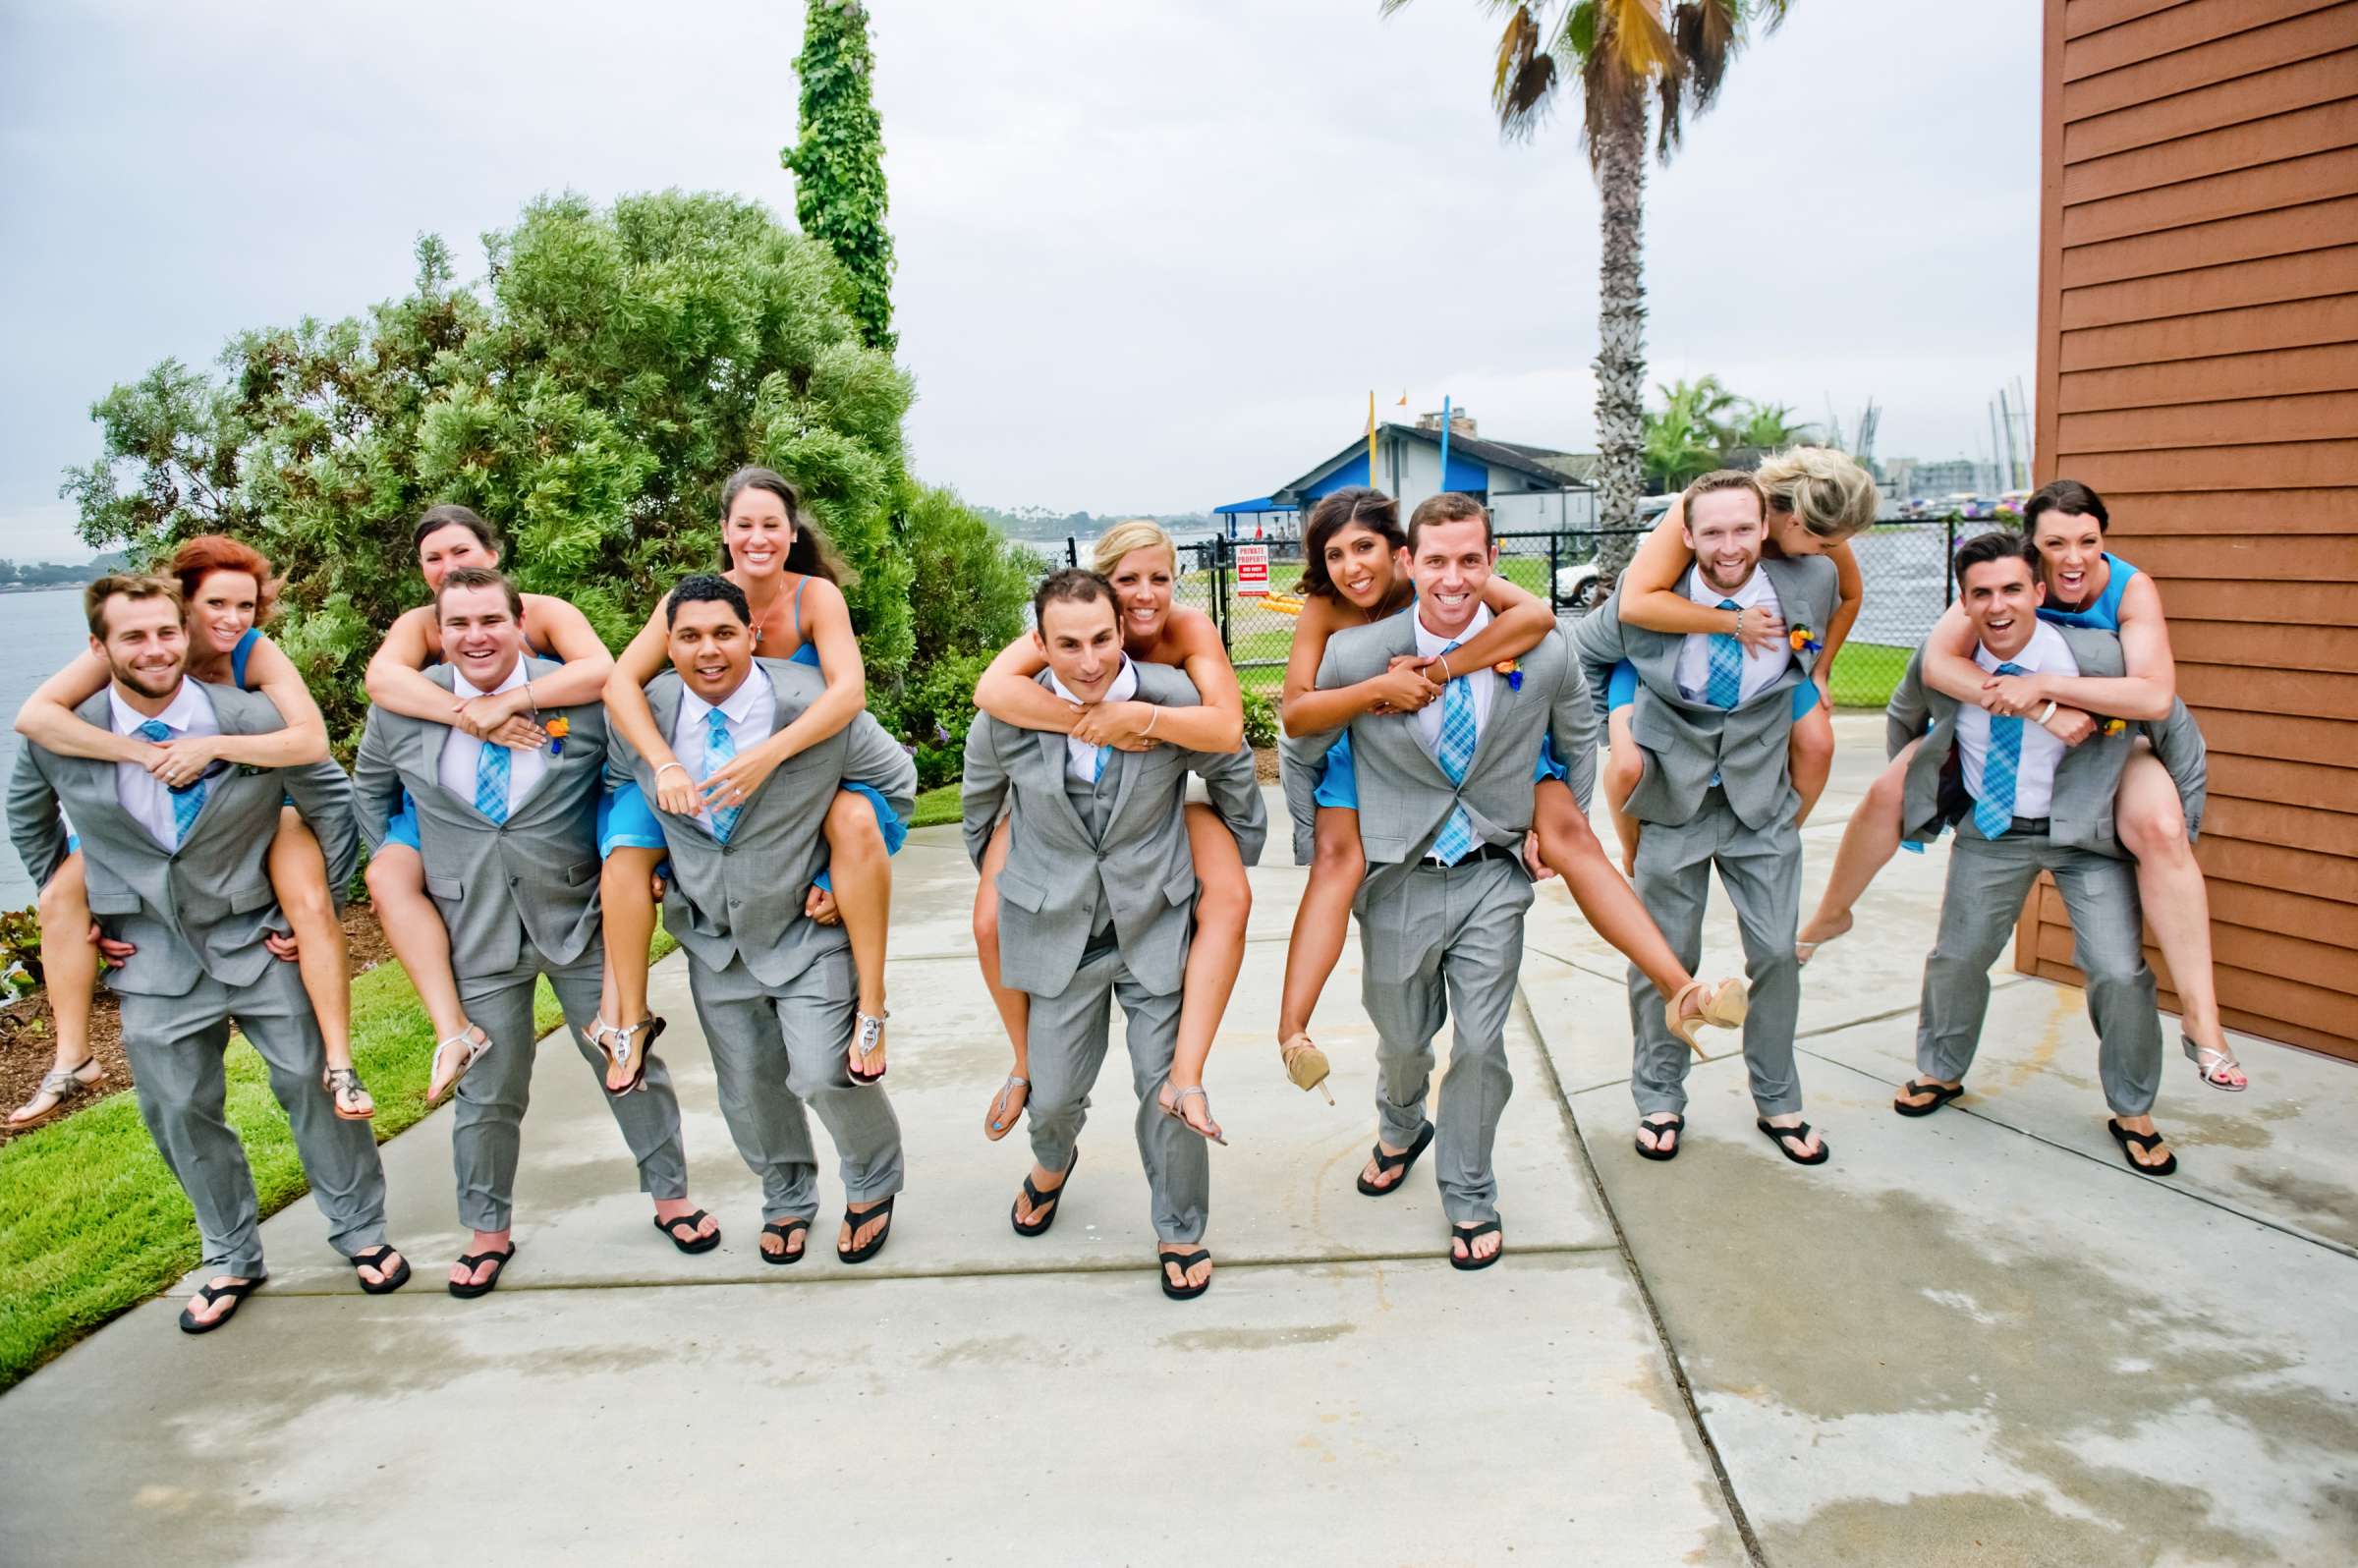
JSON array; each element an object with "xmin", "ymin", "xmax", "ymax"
[{"xmin": 1058, "ymin": 518, "xmax": 2006, "ymax": 709}]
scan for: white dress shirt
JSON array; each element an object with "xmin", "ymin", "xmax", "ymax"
[
  {"xmin": 437, "ymin": 657, "xmax": 551, "ymax": 820},
  {"xmin": 111, "ymin": 681, "xmax": 219, "ymax": 851},
  {"xmin": 1957, "ymin": 619, "xmax": 2079, "ymax": 820},
  {"xmin": 669, "ymin": 666, "xmax": 778, "ymax": 828},
  {"xmin": 1048, "ymin": 656, "xmax": 1139, "ymax": 783},
  {"xmin": 1673, "ymin": 564, "xmax": 1791, "ymax": 705},
  {"xmin": 1415, "ymin": 602, "xmax": 1498, "ymax": 755}
]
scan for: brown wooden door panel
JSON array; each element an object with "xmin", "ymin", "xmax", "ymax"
[
  {"xmin": 2177, "ymin": 662, "xmax": 2358, "ymax": 717},
  {"xmin": 2055, "ymin": 389, "xmax": 2358, "ymax": 451},
  {"xmin": 2201, "ymin": 795, "xmax": 2358, "ymax": 854},
  {"xmin": 2059, "ymin": 343, "xmax": 2358, "ymax": 412},
  {"xmin": 2066, "ymin": 0, "xmax": 2345, "ymax": 81},
  {"xmin": 2061, "ymin": 295, "xmax": 2358, "ymax": 370},
  {"xmin": 2194, "ymin": 835, "xmax": 2358, "ymax": 902},
  {"xmin": 2162, "ymin": 580, "xmax": 2358, "ymax": 626},
  {"xmin": 2205, "ymin": 754, "xmax": 2358, "ymax": 812},
  {"xmin": 2186, "ymin": 706, "xmax": 2356, "ymax": 765},
  {"xmin": 2067, "ymin": 48, "xmax": 2358, "ymax": 160},
  {"xmin": 2112, "ymin": 533, "xmax": 2358, "ymax": 579},
  {"xmin": 2105, "ymin": 489, "xmax": 2358, "ymax": 533},
  {"xmin": 2059, "ymin": 440, "xmax": 2358, "ymax": 490},
  {"xmin": 2062, "ymin": 145, "xmax": 2358, "ymax": 248},
  {"xmin": 2167, "ymin": 620, "xmax": 2358, "ymax": 675},
  {"xmin": 2025, "ymin": 957, "xmax": 2358, "ymax": 1057},
  {"xmin": 2064, "ymin": 0, "xmax": 2193, "ymax": 39},
  {"xmin": 2061, "ymin": 245, "xmax": 2358, "ymax": 328},
  {"xmin": 2034, "ymin": 883, "xmax": 2358, "ymax": 991},
  {"xmin": 2064, "ymin": 4, "xmax": 2358, "ymax": 119},
  {"xmin": 2061, "ymin": 195, "xmax": 2358, "ymax": 289},
  {"xmin": 2203, "ymin": 877, "xmax": 2358, "ymax": 943}
]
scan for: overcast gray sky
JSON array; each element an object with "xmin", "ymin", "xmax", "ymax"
[{"xmin": 1, "ymin": 0, "xmax": 2040, "ymax": 558}]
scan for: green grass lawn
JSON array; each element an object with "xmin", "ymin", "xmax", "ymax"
[
  {"xmin": 0, "ymin": 924, "xmax": 676, "ymax": 1391},
  {"xmin": 910, "ymin": 782, "xmax": 962, "ymax": 829}
]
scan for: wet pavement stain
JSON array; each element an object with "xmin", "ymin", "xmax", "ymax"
[{"xmin": 2230, "ymin": 1165, "xmax": 2358, "ymax": 1250}]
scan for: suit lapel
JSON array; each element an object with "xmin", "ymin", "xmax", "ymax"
[
  {"xmin": 1462, "ymin": 652, "xmax": 1521, "ymax": 779},
  {"xmin": 1035, "ymin": 728, "xmax": 1095, "ymax": 840},
  {"xmin": 64, "ymin": 690, "xmax": 140, "ymax": 839}
]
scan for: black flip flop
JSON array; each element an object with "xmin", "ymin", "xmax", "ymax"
[
  {"xmin": 1893, "ymin": 1080, "xmax": 1965, "ymax": 1118},
  {"xmin": 1012, "ymin": 1149, "xmax": 1079, "ymax": 1238},
  {"xmin": 653, "ymin": 1208, "xmax": 721, "ymax": 1255},
  {"xmin": 2107, "ymin": 1118, "xmax": 2178, "ymax": 1177},
  {"xmin": 760, "ymin": 1218, "xmax": 811, "ymax": 1265},
  {"xmin": 838, "ymin": 1196, "xmax": 894, "ymax": 1264},
  {"xmin": 178, "ymin": 1277, "xmax": 263, "ymax": 1335},
  {"xmin": 1757, "ymin": 1118, "xmax": 1830, "ymax": 1166},
  {"xmin": 350, "ymin": 1245, "xmax": 411, "ymax": 1295},
  {"xmin": 1635, "ymin": 1115, "xmax": 1685, "ymax": 1161},
  {"xmin": 1158, "ymin": 1248, "xmax": 1213, "ymax": 1301},
  {"xmin": 447, "ymin": 1243, "xmax": 517, "ymax": 1299},
  {"xmin": 1450, "ymin": 1219, "xmax": 1504, "ymax": 1271},
  {"xmin": 1356, "ymin": 1121, "xmax": 1435, "ymax": 1197}
]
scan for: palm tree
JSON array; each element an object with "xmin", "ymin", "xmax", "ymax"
[
  {"xmin": 1734, "ymin": 399, "xmax": 1819, "ymax": 450},
  {"xmin": 1643, "ymin": 374, "xmax": 1743, "ymax": 489},
  {"xmin": 1381, "ymin": 1, "xmax": 1791, "ymax": 574}
]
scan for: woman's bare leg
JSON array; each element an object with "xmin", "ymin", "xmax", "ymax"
[
  {"xmin": 824, "ymin": 790, "xmax": 893, "ymax": 1078},
  {"xmin": 976, "ymin": 817, "xmax": 1031, "ymax": 1137},
  {"xmin": 2117, "ymin": 750, "xmax": 2244, "ymax": 1087},
  {"xmin": 1276, "ymin": 808, "xmax": 1365, "ymax": 1045},
  {"xmin": 268, "ymin": 810, "xmax": 366, "ymax": 1116},
  {"xmin": 1162, "ymin": 805, "xmax": 1251, "ymax": 1138},
  {"xmin": 1532, "ymin": 781, "xmax": 1697, "ymax": 1000},
  {"xmin": 1605, "ymin": 709, "xmax": 1645, "ymax": 876},
  {"xmin": 1797, "ymin": 741, "xmax": 1917, "ymax": 953},
  {"xmin": 365, "ymin": 845, "xmax": 471, "ymax": 1041},
  {"xmin": 9, "ymin": 856, "xmax": 99, "ymax": 1125},
  {"xmin": 597, "ymin": 845, "xmax": 667, "ymax": 1092},
  {"xmin": 1789, "ymin": 699, "xmax": 1835, "ymax": 827}
]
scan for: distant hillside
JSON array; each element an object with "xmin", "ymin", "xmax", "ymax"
[
  {"xmin": 0, "ymin": 551, "xmax": 128, "ymax": 588},
  {"xmin": 975, "ymin": 506, "xmax": 1218, "ymax": 546}
]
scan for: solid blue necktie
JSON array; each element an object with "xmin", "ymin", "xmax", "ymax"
[
  {"xmin": 135, "ymin": 719, "xmax": 205, "ymax": 845},
  {"xmin": 1429, "ymin": 641, "xmax": 1479, "ymax": 865},
  {"xmin": 474, "ymin": 740, "xmax": 511, "ymax": 825},
  {"xmin": 703, "ymin": 708, "xmax": 742, "ymax": 842},
  {"xmin": 1973, "ymin": 662, "xmax": 2028, "ymax": 839},
  {"xmin": 1705, "ymin": 600, "xmax": 1745, "ymax": 708}
]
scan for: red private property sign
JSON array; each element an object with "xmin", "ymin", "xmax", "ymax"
[{"xmin": 1235, "ymin": 542, "xmax": 1269, "ymax": 597}]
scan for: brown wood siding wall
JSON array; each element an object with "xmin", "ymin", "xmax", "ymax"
[{"xmin": 2023, "ymin": 0, "xmax": 2358, "ymax": 1060}]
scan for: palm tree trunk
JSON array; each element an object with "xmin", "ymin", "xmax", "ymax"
[{"xmin": 1591, "ymin": 96, "xmax": 1648, "ymax": 582}]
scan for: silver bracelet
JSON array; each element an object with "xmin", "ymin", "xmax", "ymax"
[
  {"xmin": 2037, "ymin": 700, "xmax": 2057, "ymax": 725},
  {"xmin": 1143, "ymin": 707, "xmax": 1159, "ymax": 738},
  {"xmin": 654, "ymin": 761, "xmax": 689, "ymax": 782}
]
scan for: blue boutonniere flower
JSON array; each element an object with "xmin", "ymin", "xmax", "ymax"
[{"xmin": 1492, "ymin": 658, "xmax": 1523, "ymax": 692}]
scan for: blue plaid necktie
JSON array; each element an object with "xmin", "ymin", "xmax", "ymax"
[
  {"xmin": 1429, "ymin": 640, "xmax": 1480, "ymax": 865},
  {"xmin": 703, "ymin": 708, "xmax": 742, "ymax": 842},
  {"xmin": 474, "ymin": 741, "xmax": 511, "ymax": 825},
  {"xmin": 135, "ymin": 719, "xmax": 206, "ymax": 846},
  {"xmin": 1705, "ymin": 600, "xmax": 1745, "ymax": 708},
  {"xmin": 1973, "ymin": 661, "xmax": 2028, "ymax": 839},
  {"xmin": 1093, "ymin": 745, "xmax": 1110, "ymax": 784}
]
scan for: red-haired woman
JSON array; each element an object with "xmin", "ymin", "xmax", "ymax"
[{"xmin": 11, "ymin": 536, "xmax": 375, "ymax": 1129}]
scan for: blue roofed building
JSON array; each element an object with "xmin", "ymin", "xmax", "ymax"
[{"xmin": 1215, "ymin": 410, "xmax": 1598, "ymax": 540}]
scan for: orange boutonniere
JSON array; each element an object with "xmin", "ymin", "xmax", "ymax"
[
  {"xmin": 1493, "ymin": 658, "xmax": 1524, "ymax": 692},
  {"xmin": 2099, "ymin": 717, "xmax": 2127, "ymax": 737},
  {"xmin": 544, "ymin": 714, "xmax": 571, "ymax": 756},
  {"xmin": 1788, "ymin": 625, "xmax": 1824, "ymax": 654}
]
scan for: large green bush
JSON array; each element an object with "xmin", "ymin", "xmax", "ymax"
[{"xmin": 63, "ymin": 192, "xmax": 926, "ymax": 750}]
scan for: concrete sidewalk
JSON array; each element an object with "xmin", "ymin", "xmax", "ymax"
[{"xmin": 2, "ymin": 716, "xmax": 2352, "ymax": 1565}]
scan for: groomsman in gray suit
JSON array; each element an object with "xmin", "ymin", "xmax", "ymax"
[
  {"xmin": 1569, "ymin": 471, "xmax": 1838, "ymax": 1167},
  {"xmin": 1301, "ymin": 494, "xmax": 1598, "ymax": 1270},
  {"xmin": 1887, "ymin": 531, "xmax": 2207, "ymax": 1175},
  {"xmin": 8, "ymin": 576, "xmax": 408, "ymax": 1333},
  {"xmin": 604, "ymin": 575, "xmax": 915, "ymax": 1266},
  {"xmin": 961, "ymin": 569, "xmax": 1265, "ymax": 1300},
  {"xmin": 353, "ymin": 566, "xmax": 707, "ymax": 1298}
]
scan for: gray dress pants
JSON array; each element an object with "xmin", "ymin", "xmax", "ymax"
[
  {"xmin": 1626, "ymin": 789, "xmax": 1805, "ymax": 1119},
  {"xmin": 1024, "ymin": 933, "xmax": 1206, "ymax": 1245},
  {"xmin": 452, "ymin": 947, "xmax": 689, "ymax": 1233},
  {"xmin": 1358, "ymin": 855, "xmax": 1531, "ymax": 1226},
  {"xmin": 1917, "ymin": 819, "xmax": 2162, "ymax": 1115},
  {"xmin": 116, "ymin": 960, "xmax": 389, "ymax": 1277},
  {"xmin": 683, "ymin": 944, "xmax": 905, "ymax": 1221}
]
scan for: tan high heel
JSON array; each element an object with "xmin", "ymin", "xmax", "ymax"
[
  {"xmin": 1666, "ymin": 978, "xmax": 1749, "ymax": 1056},
  {"xmin": 1279, "ymin": 1034, "xmax": 1334, "ymax": 1103}
]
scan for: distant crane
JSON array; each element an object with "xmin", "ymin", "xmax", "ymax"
[{"xmin": 1823, "ymin": 395, "xmax": 1880, "ymax": 466}]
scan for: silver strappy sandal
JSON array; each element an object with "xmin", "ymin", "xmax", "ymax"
[
  {"xmin": 2183, "ymin": 1034, "xmax": 2247, "ymax": 1092},
  {"xmin": 1159, "ymin": 1083, "xmax": 1227, "ymax": 1147},
  {"xmin": 9, "ymin": 1058, "xmax": 104, "ymax": 1128},
  {"xmin": 984, "ymin": 1074, "xmax": 1029, "ymax": 1140},
  {"xmin": 849, "ymin": 1009, "xmax": 887, "ymax": 1087}
]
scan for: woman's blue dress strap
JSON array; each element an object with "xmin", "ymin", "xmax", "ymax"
[
  {"xmin": 230, "ymin": 628, "xmax": 263, "ymax": 691},
  {"xmin": 787, "ymin": 576, "xmax": 821, "ymax": 667},
  {"xmin": 2037, "ymin": 553, "xmax": 2136, "ymax": 633}
]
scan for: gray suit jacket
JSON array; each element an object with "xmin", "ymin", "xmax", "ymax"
[
  {"xmin": 352, "ymin": 658, "xmax": 607, "ymax": 980},
  {"xmin": 604, "ymin": 656, "xmax": 918, "ymax": 989},
  {"xmin": 1294, "ymin": 613, "xmax": 1597, "ymax": 901},
  {"xmin": 960, "ymin": 663, "xmax": 1267, "ymax": 998},
  {"xmin": 1568, "ymin": 556, "xmax": 1839, "ymax": 831},
  {"xmin": 8, "ymin": 683, "xmax": 359, "ymax": 998},
  {"xmin": 1885, "ymin": 626, "xmax": 2207, "ymax": 859}
]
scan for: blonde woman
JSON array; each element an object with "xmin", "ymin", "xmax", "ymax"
[
  {"xmin": 1600, "ymin": 448, "xmax": 1879, "ymax": 873},
  {"xmin": 972, "ymin": 522, "xmax": 1251, "ymax": 1146}
]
